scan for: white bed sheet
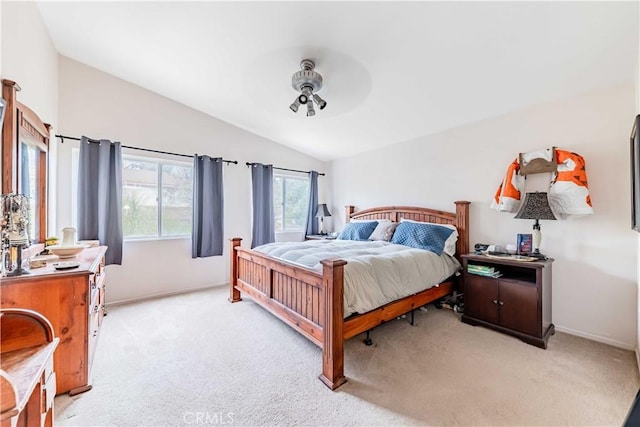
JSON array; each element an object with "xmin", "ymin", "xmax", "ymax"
[{"xmin": 254, "ymin": 240, "xmax": 460, "ymax": 317}]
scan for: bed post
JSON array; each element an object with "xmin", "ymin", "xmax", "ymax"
[
  {"xmin": 345, "ymin": 205, "xmax": 355, "ymax": 223},
  {"xmin": 229, "ymin": 237, "xmax": 242, "ymax": 303},
  {"xmin": 454, "ymin": 201, "xmax": 470, "ymax": 257},
  {"xmin": 318, "ymin": 258, "xmax": 348, "ymax": 390}
]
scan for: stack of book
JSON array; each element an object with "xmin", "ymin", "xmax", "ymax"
[{"xmin": 467, "ymin": 264, "xmax": 502, "ymax": 278}]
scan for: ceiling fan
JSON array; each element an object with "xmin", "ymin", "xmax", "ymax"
[{"xmin": 289, "ymin": 59, "xmax": 327, "ymax": 117}]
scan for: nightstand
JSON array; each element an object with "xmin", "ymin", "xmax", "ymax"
[
  {"xmin": 461, "ymin": 253, "xmax": 555, "ymax": 349},
  {"xmin": 305, "ymin": 234, "xmax": 335, "ymax": 240}
]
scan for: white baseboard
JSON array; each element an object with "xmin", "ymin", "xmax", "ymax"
[
  {"xmin": 636, "ymin": 347, "xmax": 640, "ymax": 375},
  {"xmin": 555, "ymin": 325, "xmax": 635, "ymax": 351},
  {"xmin": 106, "ymin": 281, "xmax": 227, "ymax": 307}
]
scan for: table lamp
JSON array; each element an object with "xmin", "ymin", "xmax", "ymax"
[
  {"xmin": 315, "ymin": 204, "xmax": 332, "ymax": 235},
  {"xmin": 514, "ymin": 192, "xmax": 556, "ymax": 259}
]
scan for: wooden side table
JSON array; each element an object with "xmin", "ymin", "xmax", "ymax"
[
  {"xmin": 1, "ymin": 309, "xmax": 59, "ymax": 427},
  {"xmin": 461, "ymin": 253, "xmax": 554, "ymax": 349}
]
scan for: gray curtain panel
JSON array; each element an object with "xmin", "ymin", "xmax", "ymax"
[
  {"xmin": 77, "ymin": 137, "xmax": 123, "ymax": 265},
  {"xmin": 250, "ymin": 163, "xmax": 274, "ymax": 248},
  {"xmin": 192, "ymin": 155, "xmax": 224, "ymax": 258},
  {"xmin": 304, "ymin": 171, "xmax": 319, "ymax": 236}
]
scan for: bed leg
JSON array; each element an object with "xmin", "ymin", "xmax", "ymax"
[
  {"xmin": 318, "ymin": 259, "xmax": 348, "ymax": 390},
  {"xmin": 364, "ymin": 330, "xmax": 373, "ymax": 346},
  {"xmin": 228, "ymin": 238, "xmax": 242, "ymax": 303},
  {"xmin": 409, "ymin": 310, "xmax": 415, "ymax": 326}
]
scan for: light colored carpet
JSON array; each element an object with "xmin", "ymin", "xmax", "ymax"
[{"xmin": 55, "ymin": 286, "xmax": 639, "ymax": 426}]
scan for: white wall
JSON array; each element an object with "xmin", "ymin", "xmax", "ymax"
[
  {"xmin": 57, "ymin": 57, "xmax": 326, "ymax": 304},
  {"xmin": 331, "ymin": 83, "xmax": 637, "ymax": 349},
  {"xmin": 1, "ymin": 1, "xmax": 58, "ymax": 232}
]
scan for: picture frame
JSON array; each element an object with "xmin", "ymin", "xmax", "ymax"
[{"xmin": 631, "ymin": 114, "xmax": 640, "ymax": 231}]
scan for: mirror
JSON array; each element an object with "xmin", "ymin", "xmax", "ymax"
[
  {"xmin": 2, "ymin": 79, "xmax": 49, "ymax": 243},
  {"xmin": 19, "ymin": 142, "xmax": 40, "ymax": 241}
]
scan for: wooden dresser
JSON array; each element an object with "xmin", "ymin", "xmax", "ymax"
[{"xmin": 1, "ymin": 246, "xmax": 107, "ymax": 395}]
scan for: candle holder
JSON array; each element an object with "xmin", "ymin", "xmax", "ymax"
[{"xmin": 1, "ymin": 194, "xmax": 31, "ymax": 277}]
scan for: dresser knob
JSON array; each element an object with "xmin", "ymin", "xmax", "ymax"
[{"xmin": 492, "ymin": 299, "xmax": 498, "ymax": 304}]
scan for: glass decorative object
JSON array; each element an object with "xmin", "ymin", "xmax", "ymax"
[{"xmin": 1, "ymin": 193, "xmax": 31, "ymax": 276}]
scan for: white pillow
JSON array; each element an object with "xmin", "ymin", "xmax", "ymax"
[
  {"xmin": 350, "ymin": 218, "xmax": 391, "ymax": 223},
  {"xmin": 368, "ymin": 221, "xmax": 397, "ymax": 241},
  {"xmin": 399, "ymin": 218, "xmax": 459, "ymax": 256}
]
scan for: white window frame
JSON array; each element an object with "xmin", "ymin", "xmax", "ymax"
[
  {"xmin": 121, "ymin": 153, "xmax": 193, "ymax": 241},
  {"xmin": 273, "ymin": 171, "xmax": 310, "ymax": 233}
]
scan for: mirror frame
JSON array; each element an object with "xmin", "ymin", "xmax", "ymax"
[{"xmin": 2, "ymin": 79, "xmax": 50, "ymax": 243}]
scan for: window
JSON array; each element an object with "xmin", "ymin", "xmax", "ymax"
[
  {"xmin": 122, "ymin": 155, "xmax": 193, "ymax": 239},
  {"xmin": 273, "ymin": 174, "xmax": 309, "ymax": 232},
  {"xmin": 71, "ymin": 150, "xmax": 193, "ymax": 240}
]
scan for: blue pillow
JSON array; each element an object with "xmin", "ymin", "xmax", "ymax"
[
  {"xmin": 338, "ymin": 221, "xmax": 378, "ymax": 241},
  {"xmin": 391, "ymin": 221, "xmax": 455, "ymax": 255}
]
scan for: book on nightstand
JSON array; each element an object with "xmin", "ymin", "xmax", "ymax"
[
  {"xmin": 467, "ymin": 264, "xmax": 503, "ymax": 278},
  {"xmin": 517, "ymin": 233, "xmax": 533, "ymax": 254}
]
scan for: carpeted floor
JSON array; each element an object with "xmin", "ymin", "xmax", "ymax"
[{"xmin": 55, "ymin": 286, "xmax": 639, "ymax": 426}]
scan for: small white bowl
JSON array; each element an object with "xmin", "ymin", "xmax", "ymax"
[
  {"xmin": 77, "ymin": 240, "xmax": 100, "ymax": 248},
  {"xmin": 46, "ymin": 244, "xmax": 88, "ymax": 259}
]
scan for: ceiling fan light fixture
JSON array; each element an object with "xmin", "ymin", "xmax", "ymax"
[
  {"xmin": 306, "ymin": 99, "xmax": 316, "ymax": 117},
  {"xmin": 289, "ymin": 97, "xmax": 302, "ymax": 113},
  {"xmin": 290, "ymin": 59, "xmax": 326, "ymax": 116},
  {"xmin": 312, "ymin": 93, "xmax": 327, "ymax": 110}
]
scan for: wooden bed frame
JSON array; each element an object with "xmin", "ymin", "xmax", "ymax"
[{"xmin": 229, "ymin": 201, "xmax": 470, "ymax": 390}]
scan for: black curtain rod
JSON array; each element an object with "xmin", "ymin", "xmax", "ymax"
[
  {"xmin": 245, "ymin": 162, "xmax": 325, "ymax": 176},
  {"xmin": 55, "ymin": 134, "xmax": 238, "ymax": 165}
]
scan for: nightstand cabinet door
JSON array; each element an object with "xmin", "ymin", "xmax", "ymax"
[
  {"xmin": 464, "ymin": 275, "xmax": 499, "ymax": 325},
  {"xmin": 498, "ymin": 279, "xmax": 539, "ymax": 337}
]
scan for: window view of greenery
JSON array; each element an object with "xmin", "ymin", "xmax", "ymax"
[
  {"xmin": 122, "ymin": 156, "xmax": 192, "ymax": 238},
  {"xmin": 161, "ymin": 164, "xmax": 193, "ymax": 235},
  {"xmin": 273, "ymin": 175, "xmax": 309, "ymax": 231}
]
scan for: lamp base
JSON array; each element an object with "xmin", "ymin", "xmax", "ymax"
[
  {"xmin": 4, "ymin": 243, "xmax": 31, "ymax": 277},
  {"xmin": 5, "ymin": 266, "xmax": 30, "ymax": 277},
  {"xmin": 525, "ymin": 252, "xmax": 547, "ymax": 260}
]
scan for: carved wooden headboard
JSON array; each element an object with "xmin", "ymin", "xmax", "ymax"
[{"xmin": 344, "ymin": 201, "xmax": 470, "ymax": 258}]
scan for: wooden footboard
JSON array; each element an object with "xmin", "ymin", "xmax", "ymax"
[
  {"xmin": 229, "ymin": 237, "xmax": 347, "ymax": 389},
  {"xmin": 229, "ymin": 201, "xmax": 470, "ymax": 390}
]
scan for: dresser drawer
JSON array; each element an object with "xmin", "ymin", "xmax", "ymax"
[
  {"xmin": 88, "ymin": 310, "xmax": 101, "ymax": 371},
  {"xmin": 89, "ymin": 270, "xmax": 106, "ymax": 311}
]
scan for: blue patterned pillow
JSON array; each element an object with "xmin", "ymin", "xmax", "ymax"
[
  {"xmin": 391, "ymin": 221, "xmax": 455, "ymax": 255},
  {"xmin": 338, "ymin": 221, "xmax": 378, "ymax": 241}
]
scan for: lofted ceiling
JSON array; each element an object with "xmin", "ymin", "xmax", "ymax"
[{"xmin": 37, "ymin": 1, "xmax": 639, "ymax": 161}]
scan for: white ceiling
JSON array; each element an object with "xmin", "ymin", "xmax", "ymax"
[{"xmin": 37, "ymin": 1, "xmax": 639, "ymax": 161}]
